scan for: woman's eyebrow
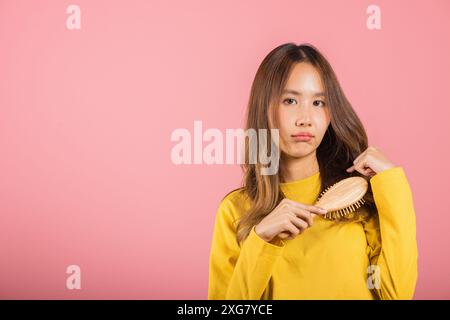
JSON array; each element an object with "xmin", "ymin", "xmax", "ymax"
[{"xmin": 282, "ymin": 89, "xmax": 325, "ymax": 97}]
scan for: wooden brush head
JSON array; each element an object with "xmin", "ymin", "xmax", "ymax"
[{"xmin": 315, "ymin": 176, "xmax": 368, "ymax": 220}]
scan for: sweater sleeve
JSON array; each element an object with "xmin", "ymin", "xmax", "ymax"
[
  {"xmin": 208, "ymin": 195, "xmax": 286, "ymax": 300},
  {"xmin": 362, "ymin": 166, "xmax": 419, "ymax": 299}
]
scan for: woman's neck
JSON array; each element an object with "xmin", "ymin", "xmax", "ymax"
[{"xmin": 280, "ymin": 152, "xmax": 320, "ymax": 183}]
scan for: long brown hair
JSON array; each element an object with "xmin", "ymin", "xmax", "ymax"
[{"xmin": 234, "ymin": 43, "xmax": 375, "ymax": 244}]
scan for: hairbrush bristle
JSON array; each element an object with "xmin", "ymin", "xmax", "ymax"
[
  {"xmin": 314, "ymin": 176, "xmax": 368, "ymax": 221},
  {"xmin": 324, "ymin": 198, "xmax": 365, "ymax": 220}
]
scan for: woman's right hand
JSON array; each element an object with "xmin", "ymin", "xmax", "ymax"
[{"xmin": 254, "ymin": 198, "xmax": 328, "ymax": 243}]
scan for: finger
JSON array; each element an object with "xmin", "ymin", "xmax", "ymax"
[
  {"xmin": 277, "ymin": 219, "xmax": 297, "ymax": 240},
  {"xmin": 304, "ymin": 205, "xmax": 327, "ymax": 215},
  {"xmin": 279, "ymin": 215, "xmax": 310, "ymax": 239},
  {"xmin": 353, "ymin": 149, "xmax": 368, "ymax": 164},
  {"xmin": 352, "ymin": 161, "xmax": 366, "ymax": 176},
  {"xmin": 293, "ymin": 205, "xmax": 326, "ymax": 219},
  {"xmin": 348, "ymin": 162, "xmax": 375, "ymax": 177},
  {"xmin": 281, "ymin": 232, "xmax": 295, "ymax": 240},
  {"xmin": 285, "ymin": 199, "xmax": 327, "ymax": 215},
  {"xmin": 290, "ymin": 215, "xmax": 310, "ymax": 231},
  {"xmin": 347, "ymin": 149, "xmax": 368, "ymax": 172},
  {"xmin": 287, "ymin": 207, "xmax": 313, "ymax": 225},
  {"xmin": 282, "ymin": 222, "xmax": 300, "ymax": 238},
  {"xmin": 365, "ymin": 168, "xmax": 376, "ymax": 177},
  {"xmin": 353, "ymin": 160, "xmax": 372, "ymax": 177},
  {"xmin": 294, "ymin": 210, "xmax": 320, "ymax": 223},
  {"xmin": 278, "ymin": 232, "xmax": 290, "ymax": 239},
  {"xmin": 295, "ymin": 209, "xmax": 314, "ymax": 226}
]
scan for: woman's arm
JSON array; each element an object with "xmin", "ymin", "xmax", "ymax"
[
  {"xmin": 208, "ymin": 195, "xmax": 286, "ymax": 299},
  {"xmin": 362, "ymin": 166, "xmax": 419, "ymax": 299}
]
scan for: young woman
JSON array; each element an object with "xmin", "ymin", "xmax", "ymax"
[{"xmin": 208, "ymin": 43, "xmax": 418, "ymax": 300}]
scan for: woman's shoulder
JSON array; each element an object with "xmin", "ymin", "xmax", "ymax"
[{"xmin": 217, "ymin": 187, "xmax": 252, "ymax": 219}]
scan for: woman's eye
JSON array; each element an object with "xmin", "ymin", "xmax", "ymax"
[
  {"xmin": 283, "ymin": 98, "xmax": 297, "ymax": 105},
  {"xmin": 313, "ymin": 100, "xmax": 326, "ymax": 107}
]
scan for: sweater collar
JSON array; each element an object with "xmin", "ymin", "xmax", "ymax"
[{"xmin": 279, "ymin": 171, "xmax": 321, "ymax": 197}]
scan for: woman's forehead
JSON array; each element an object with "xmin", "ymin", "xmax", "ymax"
[{"xmin": 284, "ymin": 63, "xmax": 325, "ymax": 94}]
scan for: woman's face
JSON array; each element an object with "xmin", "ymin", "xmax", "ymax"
[{"xmin": 274, "ymin": 62, "xmax": 331, "ymax": 159}]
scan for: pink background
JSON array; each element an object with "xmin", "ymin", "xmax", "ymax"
[{"xmin": 0, "ymin": 0, "xmax": 449, "ymax": 299}]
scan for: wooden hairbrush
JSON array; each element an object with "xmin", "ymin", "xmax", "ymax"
[
  {"xmin": 278, "ymin": 176, "xmax": 369, "ymax": 238},
  {"xmin": 315, "ymin": 176, "xmax": 368, "ymax": 220}
]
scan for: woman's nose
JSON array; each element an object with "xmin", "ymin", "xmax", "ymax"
[
  {"xmin": 295, "ymin": 105, "xmax": 312, "ymax": 126},
  {"xmin": 295, "ymin": 118, "xmax": 312, "ymax": 126}
]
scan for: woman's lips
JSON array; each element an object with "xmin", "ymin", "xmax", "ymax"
[{"xmin": 291, "ymin": 134, "xmax": 313, "ymax": 142}]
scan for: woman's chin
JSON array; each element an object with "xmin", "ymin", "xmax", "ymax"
[{"xmin": 284, "ymin": 148, "xmax": 314, "ymax": 159}]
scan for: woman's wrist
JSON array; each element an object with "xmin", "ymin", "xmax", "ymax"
[{"xmin": 255, "ymin": 224, "xmax": 271, "ymax": 242}]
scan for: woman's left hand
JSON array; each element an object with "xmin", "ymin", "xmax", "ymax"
[{"xmin": 346, "ymin": 146, "xmax": 396, "ymax": 177}]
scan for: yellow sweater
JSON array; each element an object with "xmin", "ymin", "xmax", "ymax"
[{"xmin": 208, "ymin": 166, "xmax": 418, "ymax": 299}]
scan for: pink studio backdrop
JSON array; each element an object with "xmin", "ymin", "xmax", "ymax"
[{"xmin": 0, "ymin": 0, "xmax": 449, "ymax": 299}]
